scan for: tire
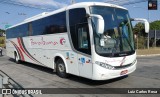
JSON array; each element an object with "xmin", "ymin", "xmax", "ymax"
[
  {"xmin": 56, "ymin": 59, "xmax": 68, "ymax": 78},
  {"xmin": 15, "ymin": 53, "xmax": 20, "ymax": 64}
]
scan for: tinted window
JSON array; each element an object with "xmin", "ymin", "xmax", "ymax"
[
  {"xmin": 45, "ymin": 12, "xmax": 67, "ymax": 34},
  {"xmin": 69, "ymin": 8, "xmax": 91, "ymax": 55},
  {"xmin": 6, "ymin": 11, "xmax": 67, "ymax": 39},
  {"xmin": 6, "ymin": 29, "xmax": 12, "ymax": 39},
  {"xmin": 28, "ymin": 23, "xmax": 33, "ymax": 36},
  {"xmin": 19, "ymin": 24, "xmax": 28, "ymax": 37},
  {"xmin": 32, "ymin": 12, "xmax": 67, "ymax": 35},
  {"xmin": 6, "ymin": 24, "xmax": 28, "ymax": 39}
]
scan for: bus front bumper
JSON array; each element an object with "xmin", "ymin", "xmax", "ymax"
[{"xmin": 92, "ymin": 60, "xmax": 137, "ymax": 80}]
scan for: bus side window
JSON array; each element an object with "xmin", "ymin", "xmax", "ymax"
[
  {"xmin": 28, "ymin": 23, "xmax": 32, "ymax": 36},
  {"xmin": 76, "ymin": 23, "xmax": 91, "ymax": 54},
  {"xmin": 69, "ymin": 8, "xmax": 91, "ymax": 55},
  {"xmin": 78, "ymin": 26, "xmax": 89, "ymax": 49}
]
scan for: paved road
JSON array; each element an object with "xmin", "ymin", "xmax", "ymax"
[{"xmin": 0, "ymin": 53, "xmax": 160, "ymax": 97}]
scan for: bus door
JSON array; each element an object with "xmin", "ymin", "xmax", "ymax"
[{"xmin": 76, "ymin": 23, "xmax": 92, "ymax": 79}]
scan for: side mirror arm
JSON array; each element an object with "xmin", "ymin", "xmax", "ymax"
[{"xmin": 131, "ymin": 18, "xmax": 150, "ymax": 33}]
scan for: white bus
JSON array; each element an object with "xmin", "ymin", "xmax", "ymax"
[{"xmin": 6, "ymin": 2, "xmax": 149, "ymax": 80}]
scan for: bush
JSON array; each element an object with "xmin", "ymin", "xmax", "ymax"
[
  {"xmin": 0, "ymin": 37, "xmax": 5, "ymax": 47},
  {"xmin": 135, "ymin": 36, "xmax": 146, "ymax": 49}
]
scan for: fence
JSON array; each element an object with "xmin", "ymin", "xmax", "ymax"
[{"xmin": 149, "ymin": 30, "xmax": 160, "ymax": 47}]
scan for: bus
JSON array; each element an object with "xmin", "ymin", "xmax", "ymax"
[{"xmin": 6, "ymin": 2, "xmax": 149, "ymax": 80}]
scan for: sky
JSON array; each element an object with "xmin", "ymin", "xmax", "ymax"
[{"xmin": 0, "ymin": 0, "xmax": 160, "ymax": 29}]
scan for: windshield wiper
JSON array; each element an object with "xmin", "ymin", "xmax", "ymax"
[
  {"xmin": 121, "ymin": 28, "xmax": 134, "ymax": 51},
  {"xmin": 120, "ymin": 20, "xmax": 134, "ymax": 51}
]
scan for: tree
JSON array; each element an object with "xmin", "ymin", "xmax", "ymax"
[
  {"xmin": 150, "ymin": 20, "xmax": 160, "ymax": 30},
  {"xmin": 133, "ymin": 22, "xmax": 146, "ymax": 49},
  {"xmin": 0, "ymin": 29, "xmax": 5, "ymax": 47},
  {"xmin": 133, "ymin": 20, "xmax": 160, "ymax": 49},
  {"xmin": 0, "ymin": 29, "xmax": 5, "ymax": 33},
  {"xmin": 133, "ymin": 22, "xmax": 145, "ymax": 36},
  {"xmin": 0, "ymin": 29, "xmax": 5, "ymax": 36}
]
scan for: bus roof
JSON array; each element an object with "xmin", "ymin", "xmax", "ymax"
[{"xmin": 7, "ymin": 2, "xmax": 127, "ymax": 29}]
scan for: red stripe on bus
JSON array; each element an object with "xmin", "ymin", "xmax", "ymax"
[
  {"xmin": 17, "ymin": 38, "xmax": 35, "ymax": 62},
  {"xmin": 10, "ymin": 41, "xmax": 25, "ymax": 61},
  {"xmin": 17, "ymin": 38, "xmax": 43, "ymax": 65},
  {"xmin": 120, "ymin": 56, "xmax": 126, "ymax": 66},
  {"xmin": 16, "ymin": 45, "xmax": 25, "ymax": 61}
]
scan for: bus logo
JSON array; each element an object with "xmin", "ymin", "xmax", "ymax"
[{"xmin": 60, "ymin": 38, "xmax": 66, "ymax": 45}]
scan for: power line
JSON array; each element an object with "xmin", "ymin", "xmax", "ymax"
[
  {"xmin": 0, "ymin": 0, "xmax": 55, "ymax": 11},
  {"xmin": 122, "ymin": 0, "xmax": 148, "ymax": 6},
  {"xmin": 105, "ymin": 0, "xmax": 148, "ymax": 6}
]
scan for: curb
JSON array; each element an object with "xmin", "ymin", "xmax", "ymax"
[{"xmin": 137, "ymin": 54, "xmax": 160, "ymax": 57}]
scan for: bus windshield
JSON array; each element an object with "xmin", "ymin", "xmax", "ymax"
[{"xmin": 90, "ymin": 6, "xmax": 135, "ymax": 57}]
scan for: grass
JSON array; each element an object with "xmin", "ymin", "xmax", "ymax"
[
  {"xmin": 136, "ymin": 47, "xmax": 160, "ymax": 55},
  {"xmin": 0, "ymin": 37, "xmax": 5, "ymax": 47},
  {"xmin": 0, "ymin": 44, "xmax": 5, "ymax": 47}
]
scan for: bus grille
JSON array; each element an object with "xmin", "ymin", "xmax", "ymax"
[{"xmin": 113, "ymin": 60, "xmax": 136, "ymax": 70}]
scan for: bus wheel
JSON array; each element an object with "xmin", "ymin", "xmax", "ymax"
[
  {"xmin": 56, "ymin": 59, "xmax": 68, "ymax": 78},
  {"xmin": 15, "ymin": 52, "xmax": 20, "ymax": 64}
]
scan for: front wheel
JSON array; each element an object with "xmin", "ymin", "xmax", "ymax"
[{"xmin": 56, "ymin": 59, "xmax": 68, "ymax": 78}]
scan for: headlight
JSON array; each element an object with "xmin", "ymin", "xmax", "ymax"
[
  {"xmin": 132, "ymin": 59, "xmax": 137, "ymax": 65},
  {"xmin": 95, "ymin": 61, "xmax": 114, "ymax": 70}
]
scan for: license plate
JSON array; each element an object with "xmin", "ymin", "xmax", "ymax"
[{"xmin": 120, "ymin": 70, "xmax": 128, "ymax": 75}]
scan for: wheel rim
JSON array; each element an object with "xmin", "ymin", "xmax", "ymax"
[{"xmin": 58, "ymin": 63, "xmax": 65, "ymax": 73}]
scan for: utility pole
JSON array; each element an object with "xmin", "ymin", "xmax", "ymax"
[
  {"xmin": 154, "ymin": 30, "xmax": 157, "ymax": 47},
  {"xmin": 71, "ymin": 0, "xmax": 75, "ymax": 4},
  {"xmin": 147, "ymin": 0, "xmax": 158, "ymax": 49},
  {"xmin": 147, "ymin": 10, "xmax": 150, "ymax": 49}
]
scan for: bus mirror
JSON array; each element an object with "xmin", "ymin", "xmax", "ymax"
[
  {"xmin": 131, "ymin": 18, "xmax": 149, "ymax": 33},
  {"xmin": 89, "ymin": 14, "xmax": 104, "ymax": 34},
  {"xmin": 144, "ymin": 21, "xmax": 149, "ymax": 33}
]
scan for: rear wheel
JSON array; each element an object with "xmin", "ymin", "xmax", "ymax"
[
  {"xmin": 15, "ymin": 52, "xmax": 20, "ymax": 64},
  {"xmin": 56, "ymin": 59, "xmax": 68, "ymax": 78}
]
